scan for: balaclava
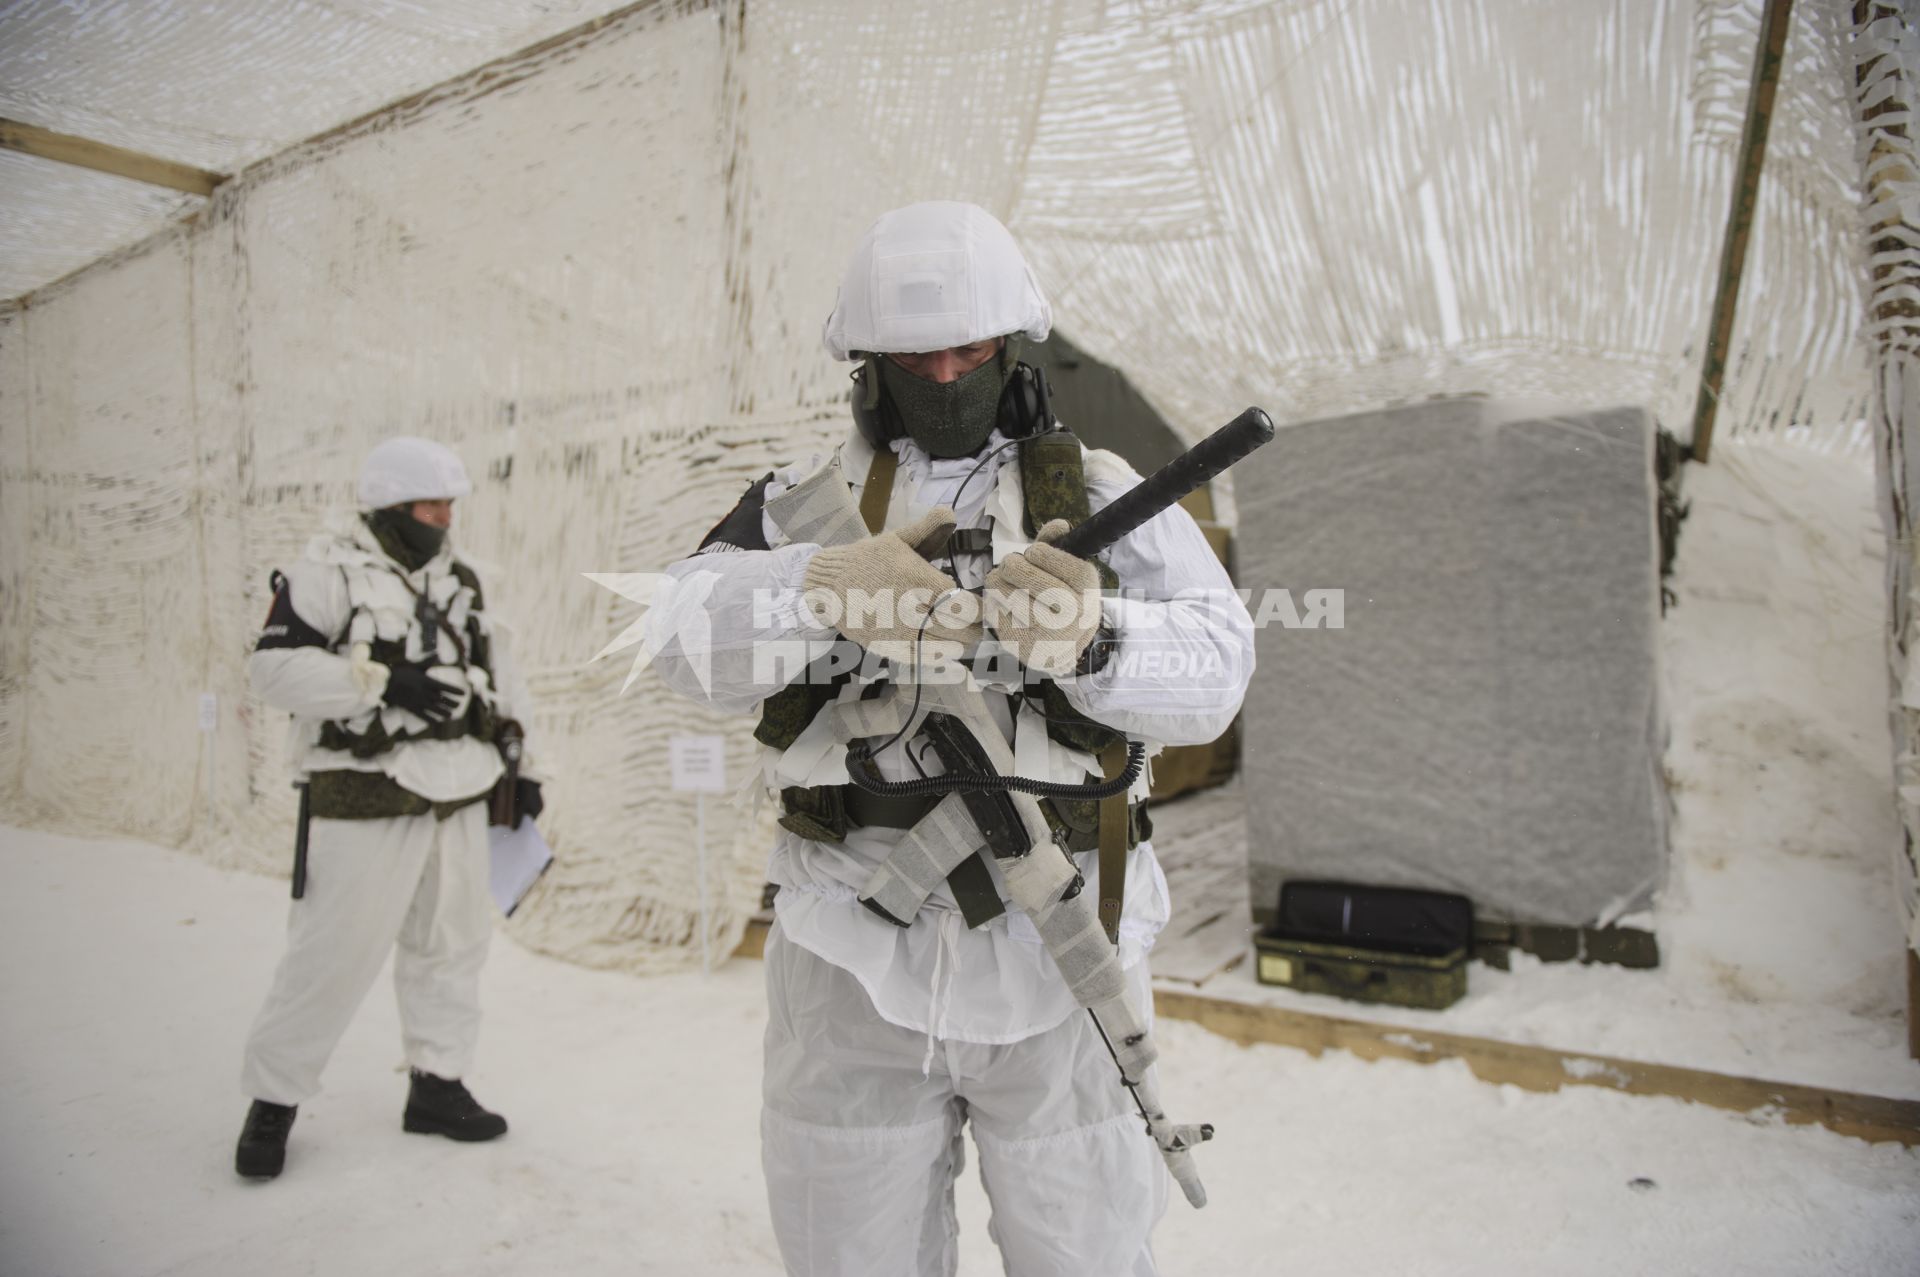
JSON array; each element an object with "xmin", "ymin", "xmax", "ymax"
[
  {"xmin": 870, "ymin": 339, "xmax": 1017, "ymax": 459},
  {"xmin": 364, "ymin": 505, "xmax": 446, "ymax": 572}
]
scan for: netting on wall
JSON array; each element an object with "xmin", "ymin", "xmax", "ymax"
[
  {"xmin": 0, "ymin": 0, "xmax": 644, "ymax": 299},
  {"xmin": 1852, "ymin": 0, "xmax": 1920, "ymax": 953},
  {"xmin": 1016, "ymin": 0, "xmax": 1869, "ymax": 454},
  {"xmin": 0, "ymin": 0, "xmax": 1888, "ymax": 974}
]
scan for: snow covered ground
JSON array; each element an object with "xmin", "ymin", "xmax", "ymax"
[
  {"xmin": 2, "ymin": 823, "xmax": 1916, "ymax": 1277},
  {"xmin": 4, "ymin": 438, "xmax": 1919, "ymax": 1276}
]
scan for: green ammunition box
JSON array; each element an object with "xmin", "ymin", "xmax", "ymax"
[
  {"xmin": 1253, "ymin": 932, "xmax": 1467, "ymax": 1010},
  {"xmin": 1253, "ymin": 881, "xmax": 1473, "ymax": 1011}
]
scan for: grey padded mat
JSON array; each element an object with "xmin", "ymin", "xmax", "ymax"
[{"xmin": 1235, "ymin": 399, "xmax": 1667, "ymax": 928}]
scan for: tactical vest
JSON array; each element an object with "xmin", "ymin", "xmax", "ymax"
[
  {"xmin": 303, "ymin": 540, "xmax": 503, "ymax": 821},
  {"xmin": 315, "ymin": 556, "xmax": 497, "ymax": 759},
  {"xmin": 757, "ymin": 430, "xmax": 1151, "ymax": 866}
]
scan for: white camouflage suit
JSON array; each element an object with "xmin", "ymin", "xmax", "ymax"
[
  {"xmin": 648, "ymin": 204, "xmax": 1254, "ymax": 1276},
  {"xmin": 241, "ymin": 441, "xmax": 538, "ymax": 1106}
]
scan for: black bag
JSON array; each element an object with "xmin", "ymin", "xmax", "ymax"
[{"xmin": 1255, "ymin": 881, "xmax": 1474, "ymax": 1010}]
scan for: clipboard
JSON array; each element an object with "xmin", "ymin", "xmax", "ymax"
[{"xmin": 487, "ymin": 819, "xmax": 554, "ymax": 917}]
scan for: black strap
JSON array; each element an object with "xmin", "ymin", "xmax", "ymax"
[
  {"xmin": 843, "ymin": 786, "xmax": 939, "ymax": 830},
  {"xmin": 291, "ymin": 782, "xmax": 310, "ymax": 899},
  {"xmin": 943, "ymin": 528, "xmax": 993, "ymax": 556},
  {"xmin": 382, "ymin": 563, "xmax": 474, "ymax": 670}
]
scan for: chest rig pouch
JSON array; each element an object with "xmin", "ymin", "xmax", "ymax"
[
  {"xmin": 755, "ymin": 430, "xmax": 1149, "ymax": 931},
  {"xmin": 314, "ymin": 552, "xmax": 499, "ymax": 760}
]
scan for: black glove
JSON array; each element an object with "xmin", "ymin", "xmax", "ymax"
[
  {"xmin": 381, "ymin": 661, "xmax": 460, "ymax": 723},
  {"xmin": 514, "ymin": 779, "xmax": 544, "ymax": 828}
]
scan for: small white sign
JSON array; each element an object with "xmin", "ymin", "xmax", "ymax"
[
  {"xmin": 669, "ymin": 734, "xmax": 728, "ymax": 793},
  {"xmin": 197, "ymin": 692, "xmax": 218, "ymax": 732}
]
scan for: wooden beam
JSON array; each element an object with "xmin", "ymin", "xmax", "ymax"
[
  {"xmin": 1153, "ymin": 988, "xmax": 1920, "ymax": 1147},
  {"xmin": 0, "ymin": 118, "xmax": 223, "ymax": 198},
  {"xmin": 735, "ymin": 914, "xmax": 771, "ymax": 961},
  {"xmin": 231, "ymin": 0, "xmax": 676, "ymax": 187},
  {"xmin": 733, "ymin": 918, "xmax": 1920, "ymax": 1143},
  {"xmin": 1910, "ymin": 947, "xmax": 1919, "ymax": 1062},
  {"xmin": 1689, "ymin": 0, "xmax": 1794, "ymax": 464}
]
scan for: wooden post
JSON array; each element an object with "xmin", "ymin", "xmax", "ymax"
[
  {"xmin": 1689, "ymin": 0, "xmax": 1795, "ymax": 464},
  {"xmin": 1910, "ymin": 949, "xmax": 1919, "ymax": 1061},
  {"xmin": 0, "ymin": 118, "xmax": 223, "ymax": 197},
  {"xmin": 1854, "ymin": 1, "xmax": 1920, "ymax": 1063}
]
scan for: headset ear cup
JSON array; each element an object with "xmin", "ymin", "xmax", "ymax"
[
  {"xmin": 998, "ymin": 362, "xmax": 1054, "ymax": 439},
  {"xmin": 849, "ymin": 359, "xmax": 899, "ymax": 450}
]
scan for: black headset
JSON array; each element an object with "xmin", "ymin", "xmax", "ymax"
[{"xmin": 849, "ymin": 355, "xmax": 1055, "ymax": 452}]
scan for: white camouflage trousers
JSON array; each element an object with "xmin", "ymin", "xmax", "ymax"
[
  {"xmin": 241, "ymin": 803, "xmax": 493, "ymax": 1105},
  {"xmin": 761, "ymin": 926, "xmax": 1167, "ymax": 1277}
]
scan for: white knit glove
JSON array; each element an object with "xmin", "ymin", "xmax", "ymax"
[
  {"xmin": 802, "ymin": 507, "xmax": 983, "ymax": 657},
  {"xmin": 982, "ymin": 518, "xmax": 1103, "ymax": 677}
]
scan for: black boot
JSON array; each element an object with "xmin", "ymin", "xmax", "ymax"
[
  {"xmin": 403, "ymin": 1070, "xmax": 508, "ymax": 1142},
  {"xmin": 235, "ymin": 1100, "xmax": 297, "ymax": 1180}
]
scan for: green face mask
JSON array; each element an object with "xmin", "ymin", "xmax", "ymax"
[
  {"xmin": 365, "ymin": 506, "xmax": 446, "ymax": 571},
  {"xmin": 876, "ymin": 353, "xmax": 1008, "ymax": 459}
]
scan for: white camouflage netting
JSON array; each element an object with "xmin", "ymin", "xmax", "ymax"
[
  {"xmin": 0, "ymin": 0, "xmax": 1908, "ymax": 973},
  {"xmin": 1854, "ymin": 0, "xmax": 1920, "ymax": 955},
  {"xmin": 0, "ymin": 0, "xmax": 633, "ymax": 299}
]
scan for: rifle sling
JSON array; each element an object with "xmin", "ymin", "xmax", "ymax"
[
  {"xmin": 1097, "ymin": 741, "xmax": 1129, "ymax": 945},
  {"xmin": 859, "ymin": 448, "xmax": 897, "ymax": 534}
]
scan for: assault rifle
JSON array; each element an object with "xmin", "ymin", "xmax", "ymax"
[{"xmin": 844, "ymin": 406, "xmax": 1275, "ymax": 1208}]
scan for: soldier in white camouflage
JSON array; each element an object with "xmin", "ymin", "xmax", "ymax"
[
  {"xmin": 648, "ymin": 203, "xmax": 1255, "ymax": 1275},
  {"xmin": 234, "ymin": 437, "xmax": 543, "ymax": 1181}
]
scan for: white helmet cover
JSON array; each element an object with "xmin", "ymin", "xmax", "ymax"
[
  {"xmin": 356, "ymin": 436, "xmax": 474, "ymax": 509},
  {"xmin": 822, "ymin": 201, "xmax": 1051, "ymax": 361}
]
